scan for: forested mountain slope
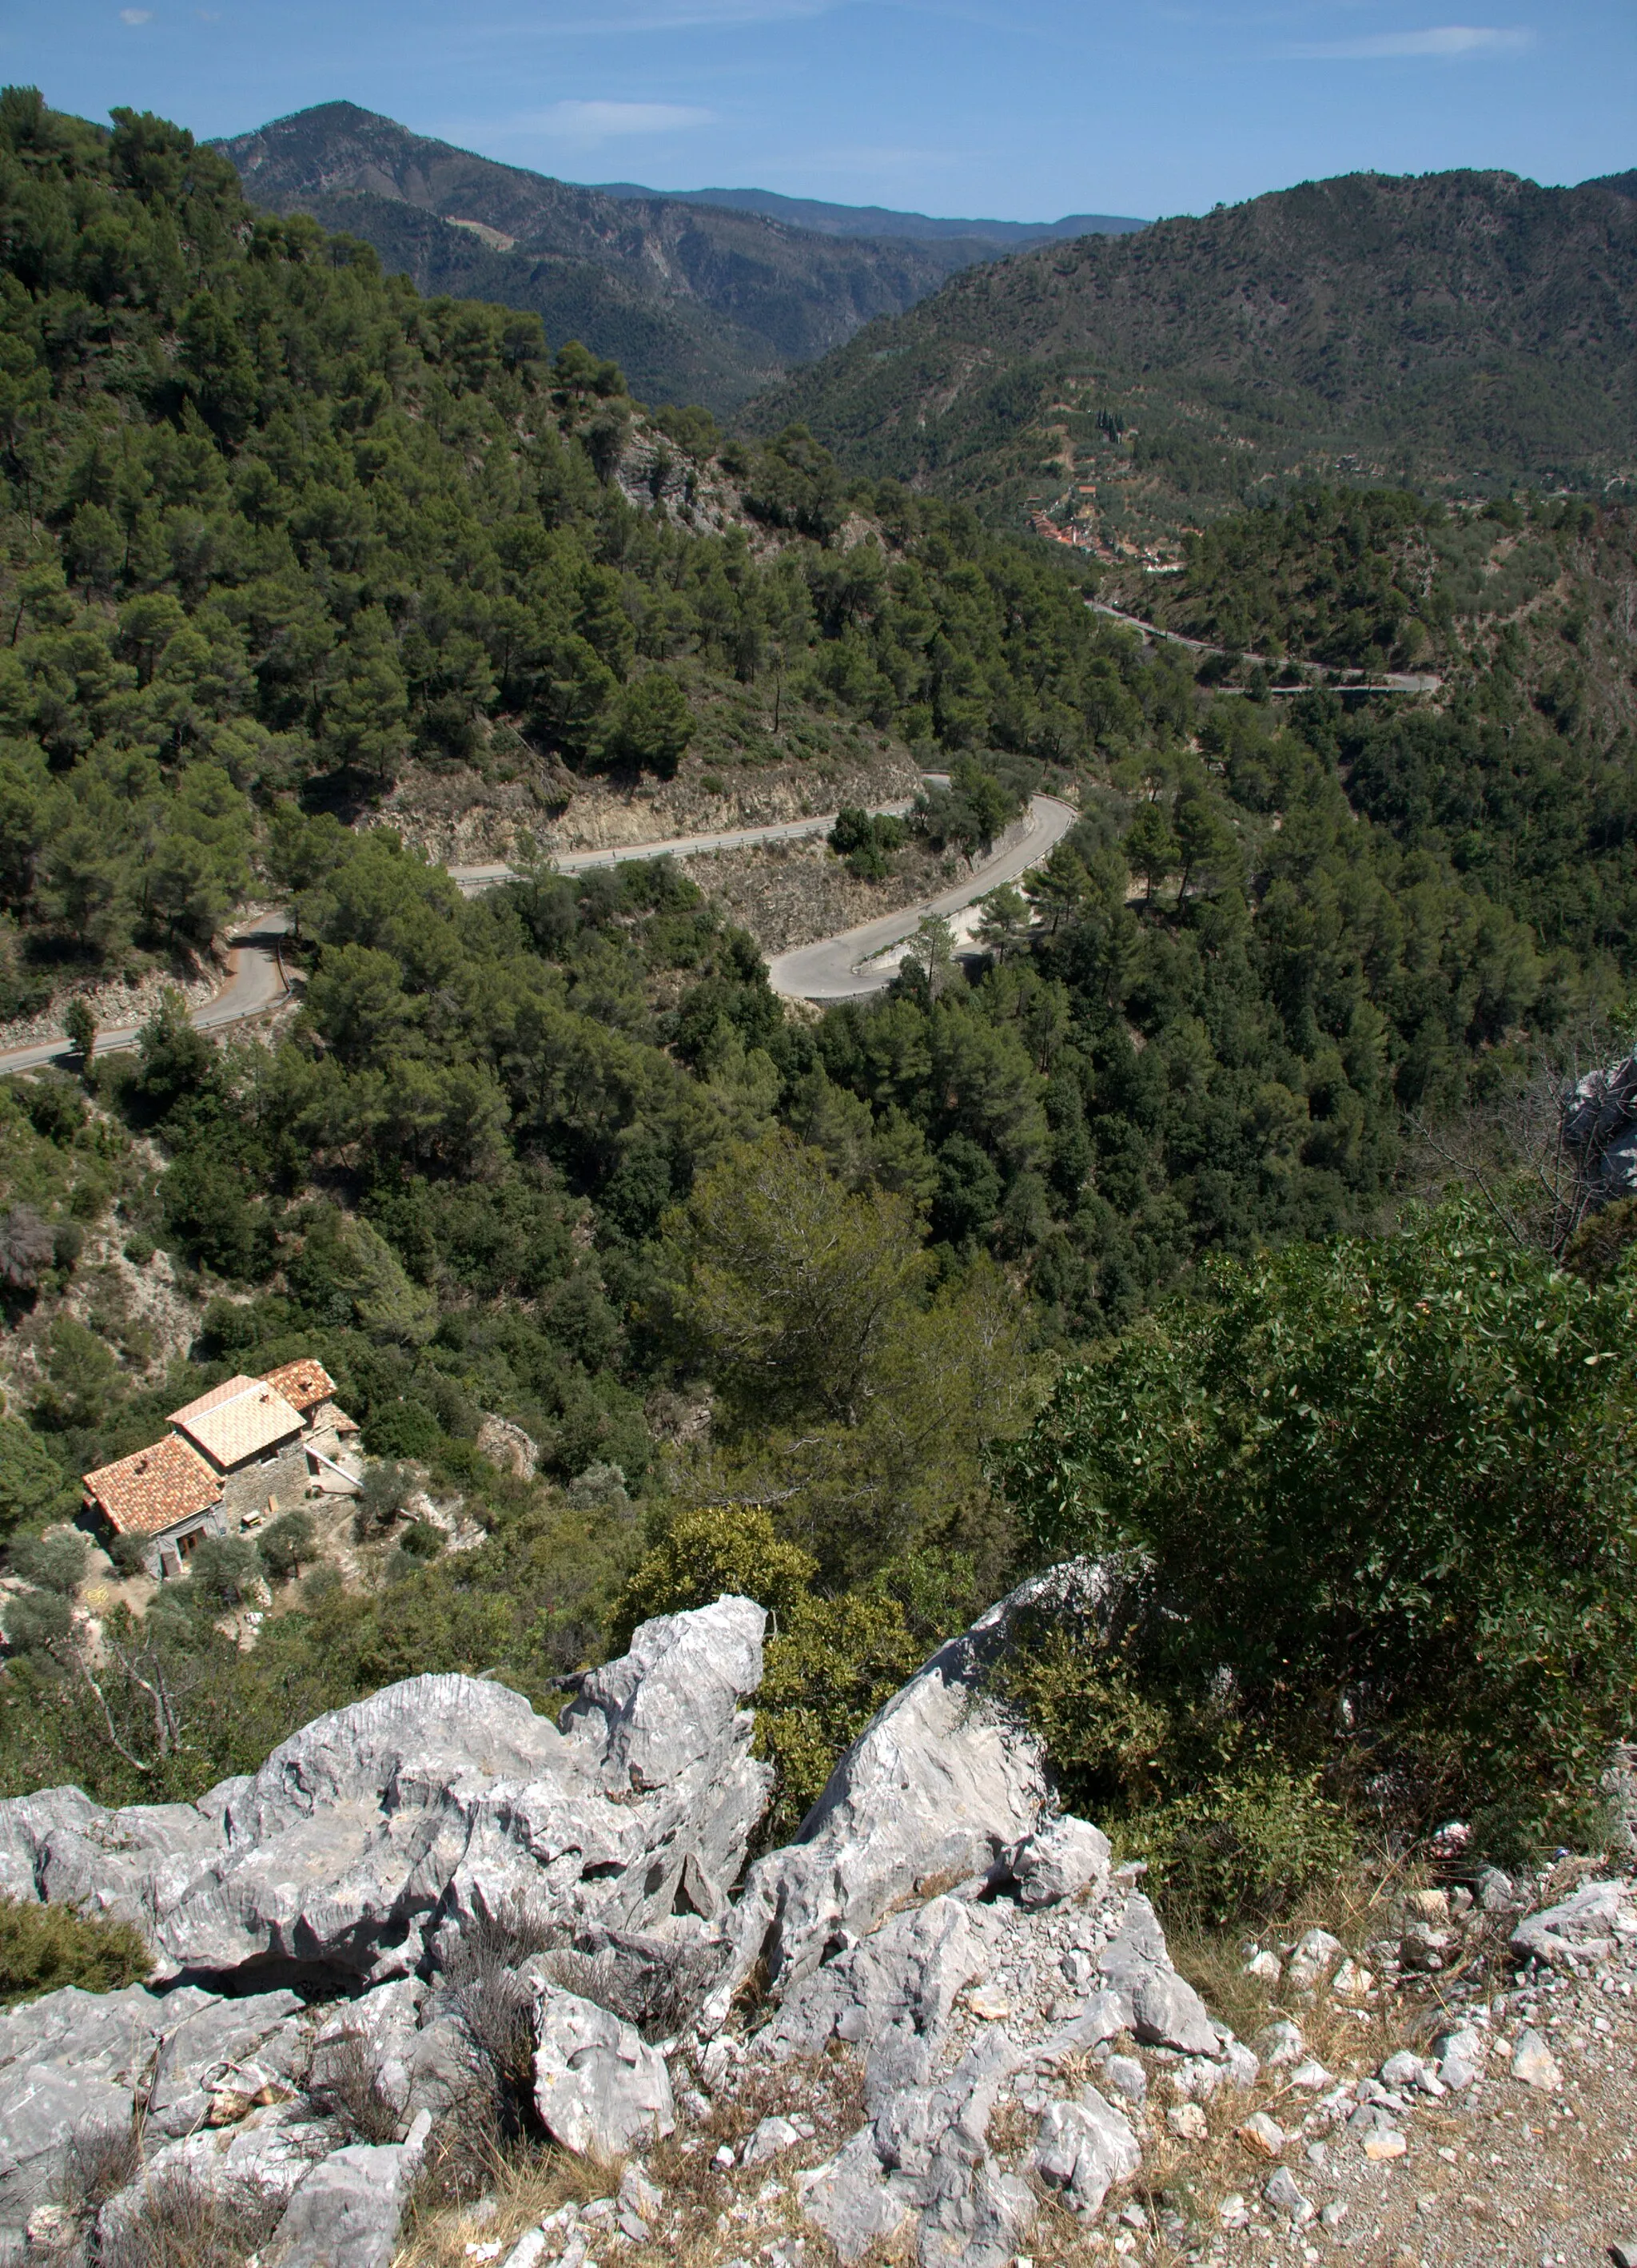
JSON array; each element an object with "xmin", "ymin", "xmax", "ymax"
[
  {"xmin": 215, "ymin": 104, "xmax": 999, "ymax": 413},
  {"xmin": 7, "ymin": 87, "xmax": 1637, "ymax": 1924},
  {"xmin": 753, "ymin": 167, "xmax": 1637, "ymax": 538},
  {"xmin": 0, "ymin": 90, "xmax": 1145, "ymax": 1010}
]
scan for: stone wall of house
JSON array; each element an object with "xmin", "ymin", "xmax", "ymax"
[{"xmin": 219, "ymin": 1442, "xmax": 313, "ymax": 1530}]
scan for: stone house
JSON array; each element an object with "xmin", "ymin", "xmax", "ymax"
[
  {"xmin": 78, "ymin": 1434, "xmax": 225, "ymax": 1581},
  {"xmin": 82, "ymin": 1359, "xmax": 360, "ymax": 1578}
]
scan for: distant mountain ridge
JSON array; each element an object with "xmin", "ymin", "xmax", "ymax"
[
  {"xmin": 214, "ymin": 103, "xmax": 1141, "ymax": 413},
  {"xmin": 747, "ymin": 165, "xmax": 1637, "ymax": 537},
  {"xmin": 587, "ymin": 181, "xmax": 1146, "ymax": 248}
]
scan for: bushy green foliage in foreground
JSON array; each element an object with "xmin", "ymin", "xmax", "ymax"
[
  {"xmin": 614, "ymin": 1504, "xmax": 926, "ymax": 1840},
  {"xmin": 0, "ymin": 1895, "xmax": 149, "ymax": 2007},
  {"xmin": 1001, "ymin": 1202, "xmax": 1637, "ymax": 1884}
]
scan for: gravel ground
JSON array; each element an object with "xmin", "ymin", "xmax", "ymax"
[{"xmin": 1173, "ymin": 1883, "xmax": 1637, "ymax": 2268}]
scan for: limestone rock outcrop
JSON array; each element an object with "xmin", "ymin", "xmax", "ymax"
[
  {"xmin": 0, "ymin": 1595, "xmax": 770, "ymax": 1991},
  {"xmin": 0, "ymin": 1563, "xmax": 1415, "ymax": 2268}
]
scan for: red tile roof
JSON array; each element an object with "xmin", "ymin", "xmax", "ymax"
[
  {"xmin": 260, "ymin": 1359, "xmax": 337, "ymax": 1415},
  {"xmin": 171, "ymin": 1381, "xmax": 304, "ymax": 1472},
  {"xmin": 169, "ymin": 1375, "xmax": 264, "ymax": 1426},
  {"xmin": 84, "ymin": 1436, "xmax": 222, "ymax": 1538}
]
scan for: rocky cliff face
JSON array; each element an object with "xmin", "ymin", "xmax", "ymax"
[{"xmin": 2, "ymin": 1568, "xmax": 1632, "ymax": 2268}]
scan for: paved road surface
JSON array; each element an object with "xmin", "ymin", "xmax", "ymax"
[
  {"xmin": 1089, "ymin": 599, "xmax": 1442, "ymax": 694},
  {"xmin": 0, "ymin": 796, "xmax": 970, "ymax": 1076},
  {"xmin": 767, "ymin": 794, "xmax": 1079, "ymax": 1001},
  {"xmin": 0, "ymin": 921, "xmax": 296, "ymax": 1080}
]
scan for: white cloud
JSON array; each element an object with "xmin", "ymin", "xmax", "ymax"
[
  {"xmin": 119, "ymin": 7, "xmax": 154, "ymax": 21},
  {"xmin": 1285, "ymin": 24, "xmax": 1534, "ymax": 59},
  {"xmin": 525, "ymin": 99, "xmax": 718, "ymax": 141}
]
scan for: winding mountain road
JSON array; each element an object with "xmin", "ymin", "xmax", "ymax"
[
  {"xmin": 767, "ymin": 792, "xmax": 1078, "ymax": 1001},
  {"xmin": 1089, "ymin": 598, "xmax": 1443, "ymax": 694},
  {"xmin": 0, "ymin": 794, "xmax": 1077, "ymax": 1077}
]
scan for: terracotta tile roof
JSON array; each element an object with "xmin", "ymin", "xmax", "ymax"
[
  {"xmin": 170, "ymin": 1380, "xmax": 305, "ymax": 1472},
  {"xmin": 260, "ymin": 1359, "xmax": 337, "ymax": 1415},
  {"xmin": 179, "ymin": 1392, "xmax": 305, "ymax": 1472},
  {"xmin": 169, "ymin": 1375, "xmax": 264, "ymax": 1426},
  {"xmin": 84, "ymin": 1436, "xmax": 222, "ymax": 1538}
]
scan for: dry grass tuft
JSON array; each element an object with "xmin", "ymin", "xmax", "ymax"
[
  {"xmin": 58, "ymin": 2118, "xmax": 143, "ymax": 2217},
  {"xmin": 537, "ymin": 1936, "xmax": 723, "ymax": 2044},
  {"xmin": 96, "ymin": 2170, "xmax": 285, "ymax": 2268},
  {"xmin": 305, "ymin": 2026, "xmax": 404, "ymax": 2145},
  {"xmin": 396, "ymin": 2115, "xmax": 618, "ymax": 2268}
]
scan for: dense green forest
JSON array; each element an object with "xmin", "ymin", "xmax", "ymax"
[
  {"xmin": 3, "ymin": 90, "xmax": 1637, "ymax": 1899},
  {"xmin": 752, "ymin": 167, "xmax": 1637, "ymax": 540},
  {"xmin": 0, "ymin": 88, "xmax": 1169, "ymax": 1015}
]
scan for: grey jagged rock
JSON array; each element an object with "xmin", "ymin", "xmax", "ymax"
[
  {"xmin": 803, "ymin": 2127, "xmax": 915, "ymax": 2262},
  {"xmin": 532, "ymin": 1985, "xmax": 675, "ymax": 2157},
  {"xmin": 310, "ymin": 1976, "xmax": 426, "ymax": 2118},
  {"xmin": 762, "ymin": 1893, "xmax": 989, "ymax": 2098},
  {"xmin": 0, "ymin": 1781, "xmax": 233, "ymax": 1935},
  {"xmin": 1096, "ymin": 1888, "xmax": 1171, "ymax": 1987},
  {"xmin": 564, "ymin": 1594, "xmax": 764, "ymax": 1793},
  {"xmin": 0, "ymin": 1981, "xmax": 216, "ymax": 2242},
  {"xmin": 146, "ymin": 1986, "xmax": 307, "ymax": 2134},
  {"xmin": 1008, "ymin": 1815, "xmax": 1111, "ymax": 1908},
  {"xmin": 1510, "ymin": 1878, "xmax": 1637, "ymax": 1968},
  {"xmin": 264, "ymin": 2120, "xmax": 431, "ymax": 2268},
  {"xmin": 706, "ymin": 1560, "xmax": 1117, "ymax": 2024},
  {"xmin": 1130, "ymin": 1967, "xmax": 1220, "ymax": 2055},
  {"xmin": 3, "ymin": 1601, "xmax": 772, "ymax": 1990},
  {"xmin": 2, "ymin": 1563, "xmax": 1257, "ymax": 2268},
  {"xmin": 557, "ymin": 1597, "xmax": 774, "ymax": 1932},
  {"xmin": 1033, "ymin": 2087, "xmax": 1141, "ymax": 2214},
  {"xmin": 97, "ymin": 2119, "xmax": 335, "ymax": 2252}
]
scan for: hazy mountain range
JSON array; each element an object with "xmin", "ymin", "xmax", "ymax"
[
  {"xmin": 587, "ymin": 181, "xmax": 1143, "ymax": 248},
  {"xmin": 216, "ymin": 103, "xmax": 1145, "ymax": 413}
]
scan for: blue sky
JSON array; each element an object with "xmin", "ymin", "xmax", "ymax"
[{"xmin": 7, "ymin": 1, "xmax": 1633, "ymax": 222}]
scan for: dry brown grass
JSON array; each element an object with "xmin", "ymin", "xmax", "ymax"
[
  {"xmin": 96, "ymin": 2170, "xmax": 285, "ymax": 2268},
  {"xmin": 395, "ymin": 2115, "xmax": 618, "ymax": 2268},
  {"xmin": 305, "ymin": 2026, "xmax": 404, "ymax": 2145},
  {"xmin": 58, "ymin": 2118, "xmax": 143, "ymax": 2217}
]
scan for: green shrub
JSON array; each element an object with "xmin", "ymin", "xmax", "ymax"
[
  {"xmin": 1002, "ymin": 1200, "xmax": 1637, "ymax": 1859},
  {"xmin": 1124, "ymin": 1760, "xmax": 1356, "ymax": 1927},
  {"xmin": 107, "ymin": 1531, "xmax": 150, "ymax": 1578},
  {"xmin": 0, "ymin": 1418, "xmax": 77, "ymax": 1539},
  {"xmin": 184, "ymin": 1535, "xmax": 263, "ymax": 1610},
  {"xmin": 10, "ymin": 1528, "xmax": 88, "ymax": 1594},
  {"xmin": 363, "ymin": 1399, "xmax": 442, "ymax": 1459},
  {"xmin": 611, "ymin": 1504, "xmax": 817, "ymax": 1648},
  {"xmin": 354, "ymin": 1461, "xmax": 415, "ymax": 1539},
  {"xmin": 754, "ymin": 1590, "xmax": 925, "ymax": 1840},
  {"xmin": 611, "ymin": 1504, "xmax": 926, "ymax": 1836},
  {"xmin": 0, "ymin": 1896, "xmax": 149, "ymax": 2007},
  {"xmin": 257, "ymin": 1508, "xmax": 317, "ymax": 1579}
]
